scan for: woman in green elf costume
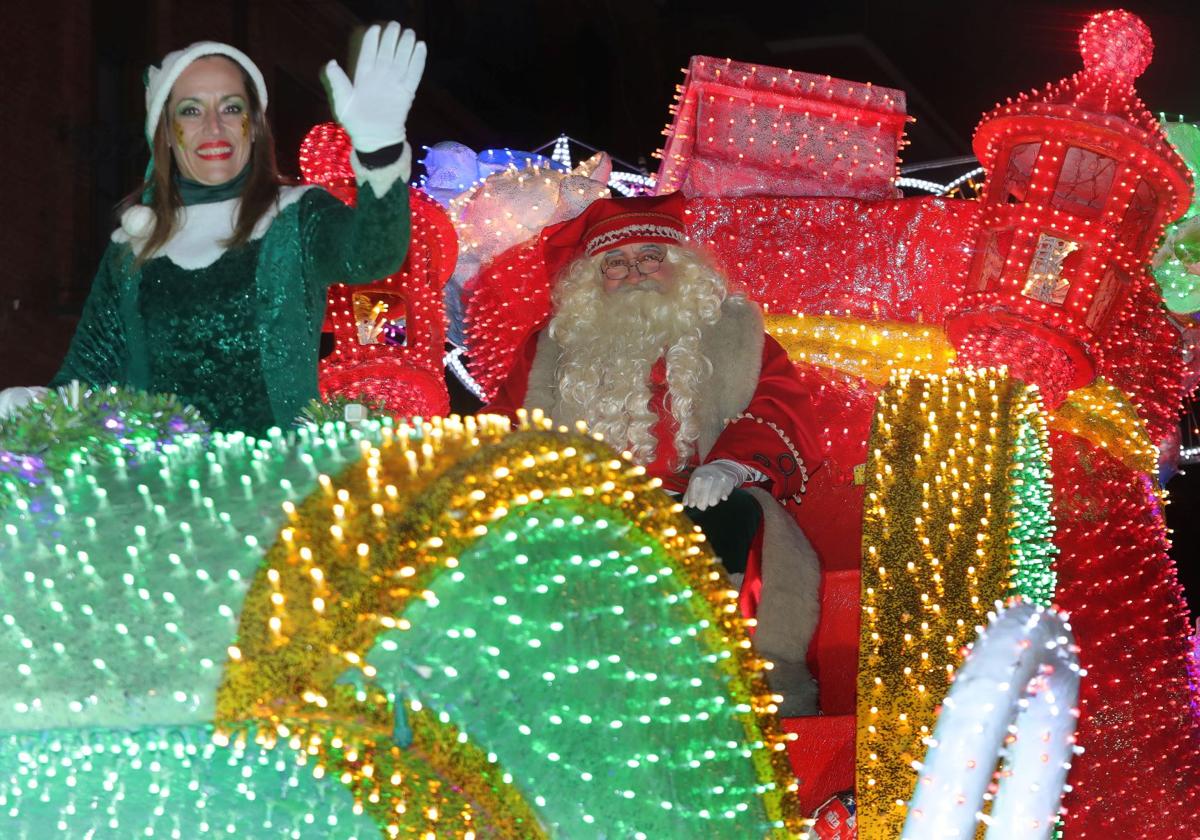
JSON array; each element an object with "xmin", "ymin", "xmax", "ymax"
[{"xmin": 0, "ymin": 21, "xmax": 424, "ymax": 433}]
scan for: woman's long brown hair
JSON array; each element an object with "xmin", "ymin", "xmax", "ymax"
[{"xmin": 122, "ymin": 57, "xmax": 286, "ymax": 264}]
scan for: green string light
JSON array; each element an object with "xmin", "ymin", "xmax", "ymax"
[
  {"xmin": 367, "ymin": 497, "xmax": 782, "ymax": 838},
  {"xmin": 1007, "ymin": 405, "xmax": 1057, "ymax": 606}
]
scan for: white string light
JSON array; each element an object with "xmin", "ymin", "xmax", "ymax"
[
  {"xmin": 896, "ymin": 166, "xmax": 985, "ymax": 196},
  {"xmin": 444, "ymin": 346, "xmax": 486, "ymax": 401},
  {"xmin": 902, "ymin": 599, "xmax": 1082, "ymax": 840},
  {"xmin": 551, "ymin": 134, "xmax": 573, "ymax": 169},
  {"xmin": 608, "ymin": 171, "xmax": 657, "ymax": 197}
]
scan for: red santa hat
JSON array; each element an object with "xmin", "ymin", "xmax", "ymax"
[{"xmin": 541, "ymin": 192, "xmax": 688, "ymax": 282}]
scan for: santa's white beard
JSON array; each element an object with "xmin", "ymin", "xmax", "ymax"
[{"xmin": 549, "ymin": 262, "xmax": 723, "ymax": 467}]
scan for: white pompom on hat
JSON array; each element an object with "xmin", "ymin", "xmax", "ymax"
[
  {"xmin": 118, "ymin": 204, "xmax": 157, "ymax": 239},
  {"xmin": 143, "ymin": 41, "xmax": 269, "ymax": 145}
]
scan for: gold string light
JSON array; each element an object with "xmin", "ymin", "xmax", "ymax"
[
  {"xmin": 857, "ymin": 368, "xmax": 1054, "ymax": 839},
  {"xmin": 1050, "ymin": 378, "xmax": 1159, "ymax": 479},
  {"xmin": 216, "ymin": 413, "xmax": 805, "ymax": 837},
  {"xmin": 764, "ymin": 313, "xmax": 956, "ymax": 385}
]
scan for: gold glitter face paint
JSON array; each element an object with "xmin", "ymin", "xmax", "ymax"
[
  {"xmin": 241, "ymin": 113, "xmax": 250, "ymax": 140},
  {"xmin": 174, "ymin": 120, "xmax": 187, "ymax": 150}
]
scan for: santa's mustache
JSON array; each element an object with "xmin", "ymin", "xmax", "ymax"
[
  {"xmin": 613, "ymin": 277, "xmax": 664, "ymax": 293},
  {"xmin": 599, "ymin": 284, "xmax": 687, "ymax": 328}
]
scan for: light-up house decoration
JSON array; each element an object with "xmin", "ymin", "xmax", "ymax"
[
  {"xmin": 947, "ymin": 9, "xmax": 1193, "ymax": 407},
  {"xmin": 300, "ymin": 124, "xmax": 457, "ymax": 418}
]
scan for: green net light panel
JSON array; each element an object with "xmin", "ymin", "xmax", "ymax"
[{"xmin": 0, "ymin": 410, "xmax": 805, "ymax": 838}]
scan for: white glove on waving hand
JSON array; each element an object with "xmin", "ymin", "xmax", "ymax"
[
  {"xmin": 682, "ymin": 459, "xmax": 759, "ymax": 511},
  {"xmin": 324, "ymin": 21, "xmax": 427, "ymax": 152}
]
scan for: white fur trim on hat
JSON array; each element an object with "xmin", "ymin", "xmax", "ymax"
[
  {"xmin": 584, "ymin": 223, "xmax": 685, "ymax": 256},
  {"xmin": 144, "ymin": 42, "xmax": 268, "ymax": 144}
]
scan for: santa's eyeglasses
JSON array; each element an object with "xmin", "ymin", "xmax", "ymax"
[{"xmin": 601, "ymin": 253, "xmax": 664, "ymax": 281}]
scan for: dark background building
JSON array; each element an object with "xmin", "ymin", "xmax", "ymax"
[{"xmin": 1, "ymin": 0, "xmax": 1197, "ymax": 606}]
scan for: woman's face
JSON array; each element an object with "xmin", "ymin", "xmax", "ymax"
[{"xmin": 167, "ymin": 56, "xmax": 252, "ymax": 185}]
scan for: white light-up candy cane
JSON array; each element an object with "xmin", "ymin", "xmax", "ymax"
[{"xmin": 901, "ymin": 600, "xmax": 1082, "ymax": 840}]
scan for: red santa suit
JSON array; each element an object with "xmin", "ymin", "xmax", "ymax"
[{"xmin": 489, "ymin": 292, "xmax": 823, "ymax": 714}]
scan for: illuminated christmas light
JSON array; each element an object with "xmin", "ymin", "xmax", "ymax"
[
  {"xmin": 0, "ymin": 411, "xmax": 807, "ymax": 836},
  {"xmin": 550, "ymin": 134, "xmax": 572, "ymax": 169},
  {"xmin": 1049, "ymin": 379, "xmax": 1159, "ymax": 476},
  {"xmin": 300, "ymin": 123, "xmax": 456, "ymax": 417},
  {"xmin": 655, "ymin": 55, "xmax": 908, "ymax": 199},
  {"xmin": 1049, "ymin": 427, "xmax": 1200, "ymax": 836},
  {"xmin": 947, "ymin": 9, "xmax": 1192, "ymax": 408},
  {"xmin": 764, "ymin": 313, "xmax": 956, "ymax": 385},
  {"xmin": 896, "ymin": 167, "xmax": 985, "ymax": 198},
  {"xmin": 858, "ymin": 368, "xmax": 1055, "ymax": 839},
  {"xmin": 4, "ymin": 9, "xmax": 1199, "ymax": 837},
  {"xmin": 902, "ymin": 600, "xmax": 1081, "ymax": 840},
  {"xmin": 1150, "ymin": 120, "xmax": 1200, "ymax": 313}
]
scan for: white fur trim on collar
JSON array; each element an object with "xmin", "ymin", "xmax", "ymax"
[
  {"xmin": 351, "ymin": 142, "xmax": 412, "ymax": 200},
  {"xmin": 112, "ymin": 185, "xmax": 315, "ymax": 269},
  {"xmin": 145, "ymin": 42, "xmax": 268, "ymax": 144}
]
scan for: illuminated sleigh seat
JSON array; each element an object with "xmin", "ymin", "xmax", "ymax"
[{"xmin": 0, "ymin": 418, "xmax": 809, "ymax": 837}]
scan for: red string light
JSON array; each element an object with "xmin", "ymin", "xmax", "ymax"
[
  {"xmin": 654, "ymin": 55, "xmax": 909, "ymax": 199},
  {"xmin": 1050, "ymin": 430, "xmax": 1200, "ymax": 836},
  {"xmin": 299, "ymin": 122, "xmax": 456, "ymax": 417},
  {"xmin": 946, "ymin": 9, "xmax": 1192, "ymax": 408}
]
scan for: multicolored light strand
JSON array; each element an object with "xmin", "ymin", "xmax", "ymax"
[
  {"xmin": 216, "ymin": 414, "xmax": 806, "ymax": 836},
  {"xmin": 0, "ymin": 410, "xmax": 808, "ymax": 836}
]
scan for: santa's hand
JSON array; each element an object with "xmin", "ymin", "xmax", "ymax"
[
  {"xmin": 324, "ymin": 21, "xmax": 426, "ymax": 152},
  {"xmin": 0, "ymin": 386, "xmax": 49, "ymax": 421},
  {"xmin": 682, "ymin": 460, "xmax": 756, "ymax": 511}
]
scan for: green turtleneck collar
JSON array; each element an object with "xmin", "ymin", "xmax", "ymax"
[{"xmin": 175, "ymin": 163, "xmax": 251, "ymax": 206}]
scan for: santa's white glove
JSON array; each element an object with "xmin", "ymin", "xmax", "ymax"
[
  {"xmin": 324, "ymin": 21, "xmax": 427, "ymax": 152},
  {"xmin": 0, "ymin": 386, "xmax": 49, "ymax": 421},
  {"xmin": 682, "ymin": 459, "xmax": 758, "ymax": 511}
]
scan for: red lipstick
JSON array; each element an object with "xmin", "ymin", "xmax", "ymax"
[{"xmin": 196, "ymin": 141, "xmax": 234, "ymax": 161}]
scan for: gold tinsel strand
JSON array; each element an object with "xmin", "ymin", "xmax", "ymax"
[
  {"xmin": 215, "ymin": 413, "xmax": 805, "ymax": 836},
  {"xmin": 765, "ymin": 313, "xmax": 956, "ymax": 384},
  {"xmin": 1050, "ymin": 378, "xmax": 1159, "ymax": 478},
  {"xmin": 856, "ymin": 368, "xmax": 1044, "ymax": 840}
]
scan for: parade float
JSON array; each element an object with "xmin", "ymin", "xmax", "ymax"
[{"xmin": 1, "ymin": 8, "xmax": 1198, "ymax": 839}]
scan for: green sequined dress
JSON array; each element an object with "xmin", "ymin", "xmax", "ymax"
[{"xmin": 51, "ymin": 156, "xmax": 412, "ymax": 434}]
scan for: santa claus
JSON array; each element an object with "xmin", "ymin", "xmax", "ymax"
[{"xmin": 489, "ymin": 193, "xmax": 822, "ymax": 715}]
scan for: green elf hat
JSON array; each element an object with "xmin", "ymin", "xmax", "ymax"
[{"xmin": 121, "ymin": 41, "xmax": 268, "ymax": 238}]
